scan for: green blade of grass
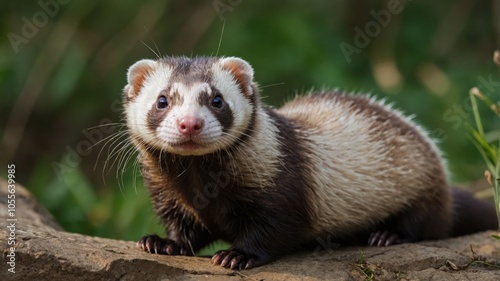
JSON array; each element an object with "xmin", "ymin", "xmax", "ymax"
[
  {"xmin": 469, "ymin": 90, "xmax": 485, "ymax": 137},
  {"xmin": 465, "ymin": 124, "xmax": 497, "ymax": 172}
]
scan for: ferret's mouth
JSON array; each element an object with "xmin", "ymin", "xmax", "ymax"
[
  {"xmin": 166, "ymin": 137, "xmax": 219, "ymax": 156},
  {"xmin": 173, "ymin": 140, "xmax": 205, "ymax": 150}
]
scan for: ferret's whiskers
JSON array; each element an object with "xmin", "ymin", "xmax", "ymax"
[{"xmin": 215, "ymin": 20, "xmax": 226, "ymax": 57}]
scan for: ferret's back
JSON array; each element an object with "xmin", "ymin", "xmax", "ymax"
[{"xmin": 277, "ymin": 92, "xmax": 450, "ymax": 236}]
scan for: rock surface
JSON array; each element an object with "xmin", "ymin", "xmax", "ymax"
[{"xmin": 1, "ymin": 178, "xmax": 499, "ymax": 281}]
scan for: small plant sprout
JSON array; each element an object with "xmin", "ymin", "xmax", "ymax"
[
  {"xmin": 357, "ymin": 250, "xmax": 375, "ymax": 281},
  {"xmin": 466, "ymin": 51, "xmax": 500, "ymax": 230}
]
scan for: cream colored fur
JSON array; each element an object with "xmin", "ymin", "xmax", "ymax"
[{"xmin": 277, "ymin": 94, "xmax": 449, "ymax": 235}]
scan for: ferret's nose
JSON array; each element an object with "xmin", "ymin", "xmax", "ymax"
[{"xmin": 177, "ymin": 116, "xmax": 204, "ymax": 136}]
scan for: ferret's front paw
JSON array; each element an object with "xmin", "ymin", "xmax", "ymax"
[
  {"xmin": 137, "ymin": 234, "xmax": 192, "ymax": 255},
  {"xmin": 211, "ymin": 249, "xmax": 259, "ymax": 270}
]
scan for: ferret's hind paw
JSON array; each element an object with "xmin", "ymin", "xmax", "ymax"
[
  {"xmin": 368, "ymin": 230, "xmax": 402, "ymax": 247},
  {"xmin": 137, "ymin": 234, "xmax": 192, "ymax": 255},
  {"xmin": 211, "ymin": 249, "xmax": 267, "ymax": 270}
]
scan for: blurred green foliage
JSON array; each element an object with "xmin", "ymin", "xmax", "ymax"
[{"xmin": 1, "ymin": 0, "xmax": 499, "ymax": 254}]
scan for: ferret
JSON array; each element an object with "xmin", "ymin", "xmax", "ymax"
[{"xmin": 122, "ymin": 56, "xmax": 498, "ymax": 270}]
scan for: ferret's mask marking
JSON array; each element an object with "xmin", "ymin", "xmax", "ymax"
[{"xmin": 124, "ymin": 57, "xmax": 255, "ymax": 156}]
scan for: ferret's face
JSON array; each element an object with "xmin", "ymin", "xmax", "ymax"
[{"xmin": 123, "ymin": 57, "xmax": 256, "ymax": 156}]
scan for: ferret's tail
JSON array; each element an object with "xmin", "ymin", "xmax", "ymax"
[{"xmin": 451, "ymin": 187, "xmax": 498, "ymax": 237}]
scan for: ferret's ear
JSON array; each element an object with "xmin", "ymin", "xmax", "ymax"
[
  {"xmin": 124, "ymin": 59, "xmax": 157, "ymax": 100},
  {"xmin": 219, "ymin": 57, "xmax": 255, "ymax": 96}
]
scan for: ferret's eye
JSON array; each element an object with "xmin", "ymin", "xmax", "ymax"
[
  {"xmin": 211, "ymin": 95, "xmax": 224, "ymax": 109},
  {"xmin": 157, "ymin": 96, "xmax": 169, "ymax": 109}
]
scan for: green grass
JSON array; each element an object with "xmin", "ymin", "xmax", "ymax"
[
  {"xmin": 357, "ymin": 250, "xmax": 375, "ymax": 281},
  {"xmin": 466, "ymin": 52, "xmax": 500, "ymax": 229}
]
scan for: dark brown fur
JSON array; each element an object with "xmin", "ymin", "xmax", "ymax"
[
  {"xmin": 451, "ymin": 188, "xmax": 498, "ymax": 237},
  {"xmin": 137, "ymin": 107, "xmax": 317, "ymax": 268}
]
